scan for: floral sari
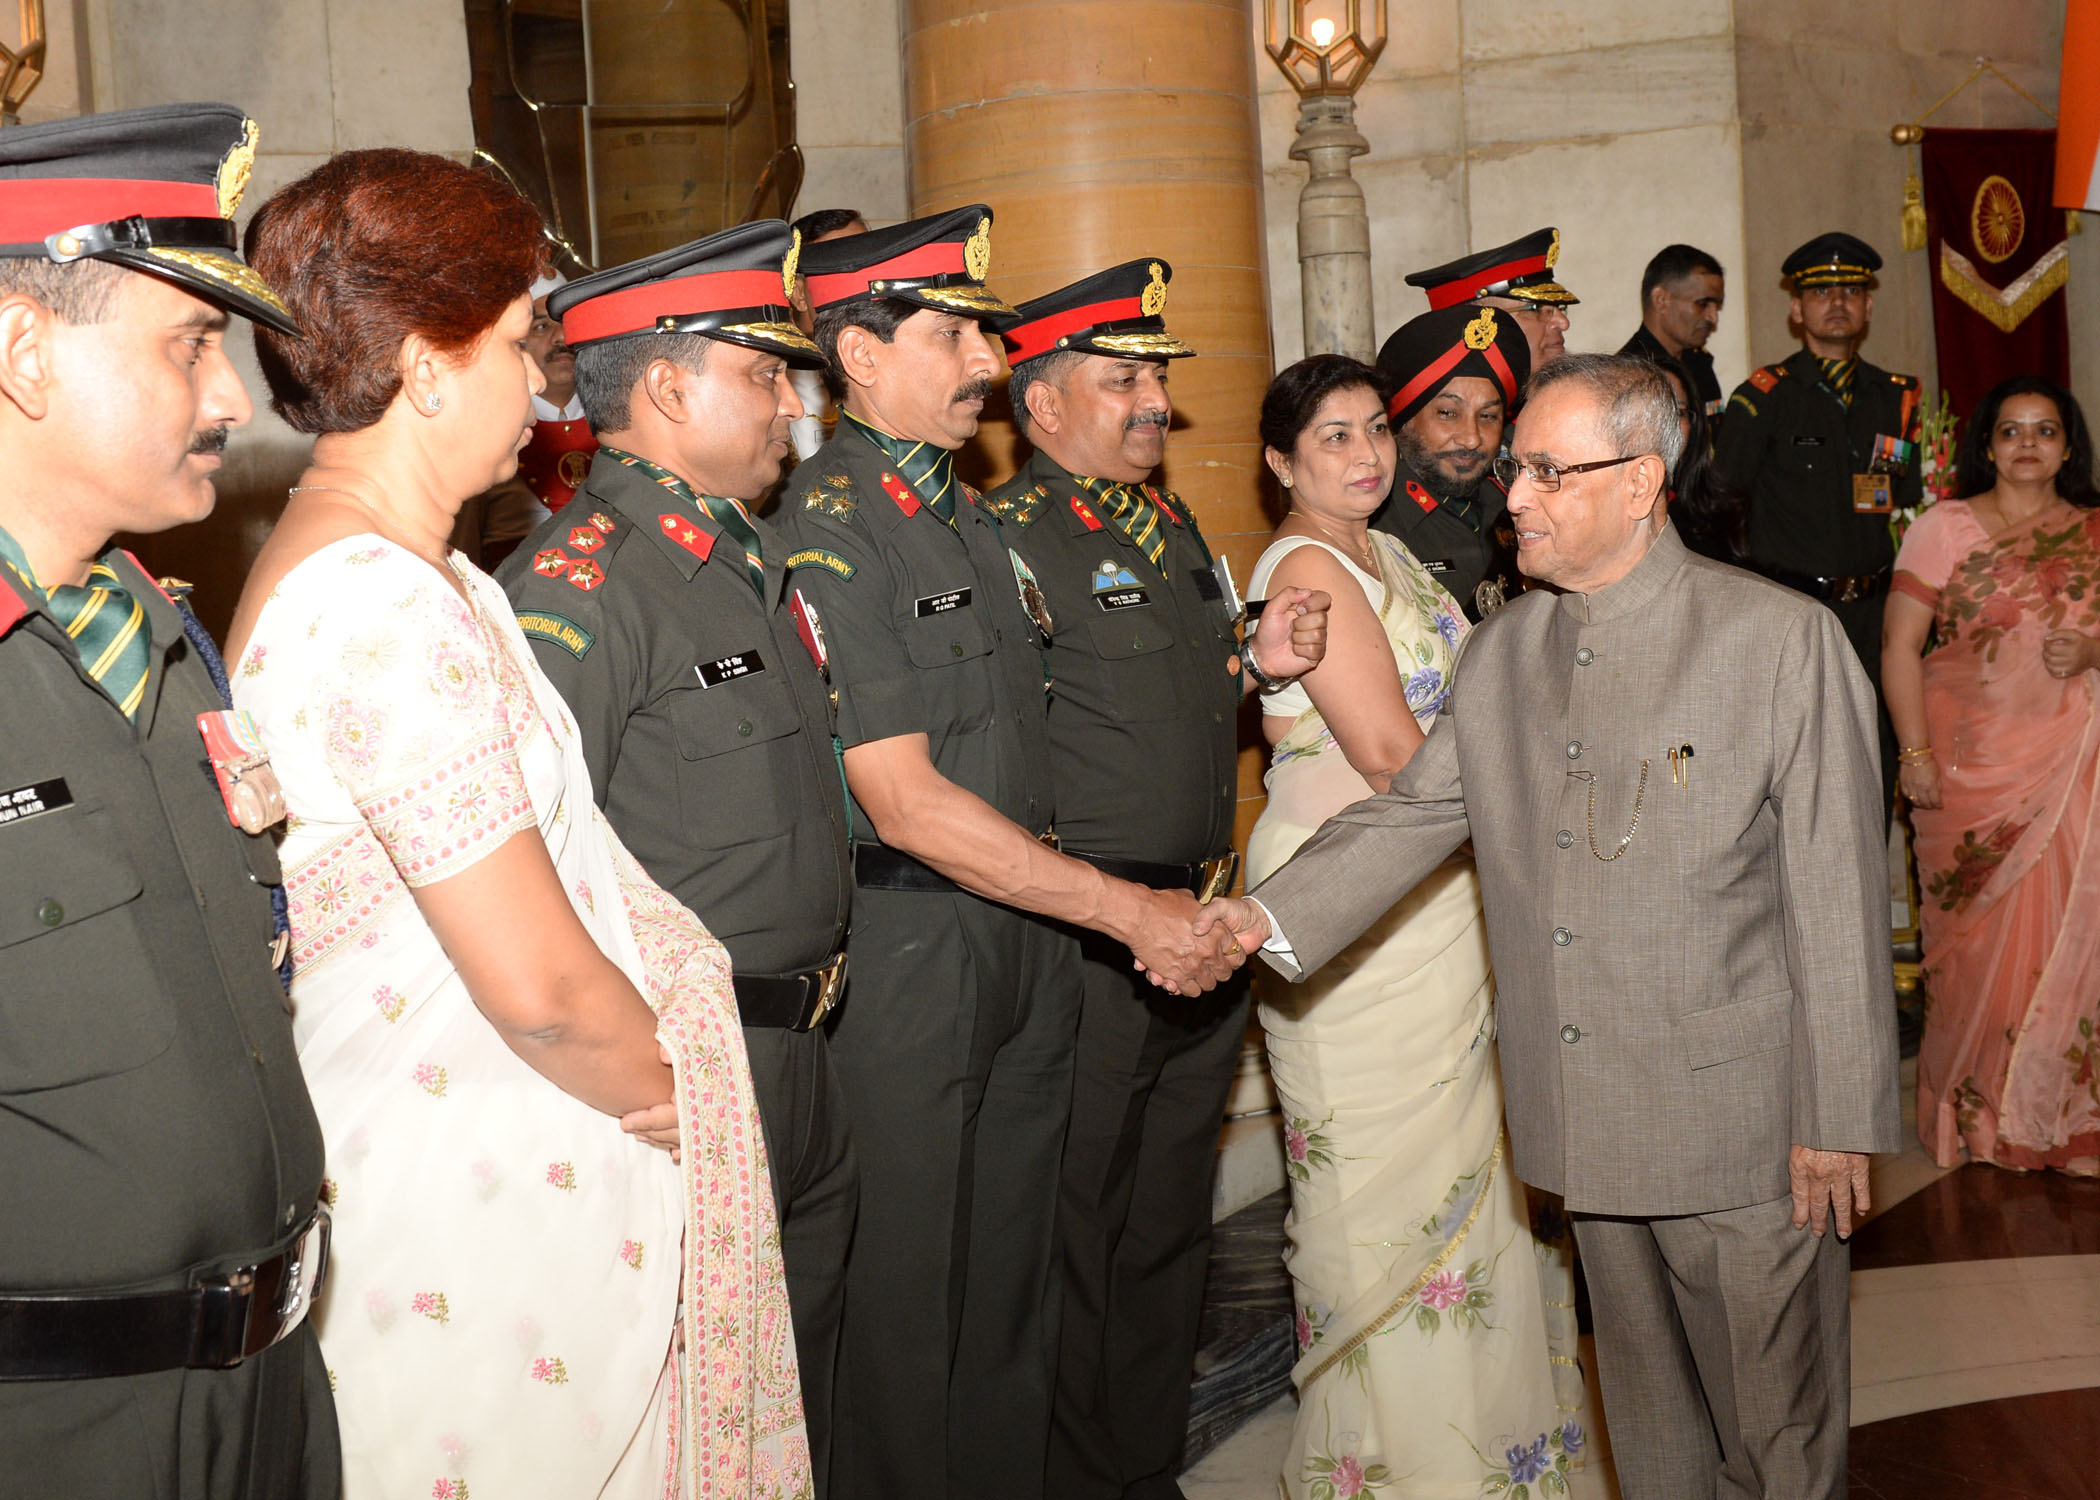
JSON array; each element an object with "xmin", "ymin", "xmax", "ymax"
[{"xmin": 1894, "ymin": 499, "xmax": 2100, "ymax": 1171}]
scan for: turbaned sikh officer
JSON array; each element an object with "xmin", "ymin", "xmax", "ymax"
[
  {"xmin": 775, "ymin": 207, "xmax": 1246, "ymax": 1499},
  {"xmin": 496, "ymin": 221, "xmax": 855, "ymax": 1496},
  {"xmin": 987, "ymin": 260, "xmax": 1330, "ymax": 1500},
  {"xmin": 0, "ymin": 105, "xmax": 338, "ymax": 1496}
]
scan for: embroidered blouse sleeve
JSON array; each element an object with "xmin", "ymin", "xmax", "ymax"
[{"xmin": 310, "ymin": 545, "xmax": 538, "ymax": 886}]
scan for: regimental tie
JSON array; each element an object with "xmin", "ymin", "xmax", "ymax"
[
  {"xmin": 844, "ymin": 412, "xmax": 958, "ymax": 526},
  {"xmin": 604, "ymin": 446, "xmax": 766, "ymax": 599},
  {"xmin": 0, "ymin": 526, "xmax": 151, "ymax": 720},
  {"xmin": 1073, "ymin": 476, "xmax": 1166, "ymax": 571},
  {"xmin": 1818, "ymin": 357, "xmax": 1857, "ymax": 408}
]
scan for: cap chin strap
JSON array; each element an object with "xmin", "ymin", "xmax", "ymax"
[{"xmin": 39, "ymin": 215, "xmax": 237, "ymax": 264}]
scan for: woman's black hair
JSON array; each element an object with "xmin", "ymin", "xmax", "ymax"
[
  {"xmin": 1955, "ymin": 375, "xmax": 2099, "ymax": 508},
  {"xmin": 1643, "ymin": 352, "xmax": 1748, "ymax": 564},
  {"xmin": 1259, "ymin": 354, "xmax": 1393, "ymax": 456}
]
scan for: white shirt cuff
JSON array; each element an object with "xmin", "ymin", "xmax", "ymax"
[{"xmin": 1248, "ymin": 897, "xmax": 1296, "ymax": 961}]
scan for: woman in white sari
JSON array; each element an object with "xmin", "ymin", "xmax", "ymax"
[
  {"xmin": 226, "ymin": 149, "xmax": 806, "ymax": 1498},
  {"xmin": 1246, "ymin": 343, "xmax": 1580, "ymax": 1498}
]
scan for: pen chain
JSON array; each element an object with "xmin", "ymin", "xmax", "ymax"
[{"xmin": 1571, "ymin": 760, "xmax": 1649, "ymax": 862}]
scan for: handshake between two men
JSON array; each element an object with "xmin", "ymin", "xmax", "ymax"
[{"xmin": 1129, "ymin": 896, "xmax": 1272, "ymax": 996}]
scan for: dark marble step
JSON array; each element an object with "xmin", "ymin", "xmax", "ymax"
[{"xmin": 1182, "ymin": 1187, "xmax": 1294, "ymax": 1471}]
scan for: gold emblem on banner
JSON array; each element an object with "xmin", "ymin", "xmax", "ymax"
[
  {"xmin": 782, "ymin": 228, "xmax": 802, "ymax": 301},
  {"xmin": 1546, "ymin": 228, "xmax": 1562, "ymax": 268},
  {"xmin": 1141, "ymin": 262, "xmax": 1168, "ymax": 316},
  {"xmin": 216, "ymin": 118, "xmax": 259, "ymax": 218},
  {"xmin": 963, "ymin": 217, "xmax": 992, "ymax": 281},
  {"xmin": 1971, "ymin": 174, "xmax": 2025, "ymax": 264},
  {"xmin": 1464, "ymin": 309, "xmax": 1497, "ymax": 350}
]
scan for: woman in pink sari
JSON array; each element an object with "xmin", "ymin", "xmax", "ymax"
[{"xmin": 1885, "ymin": 376, "xmax": 2100, "ymax": 1173}]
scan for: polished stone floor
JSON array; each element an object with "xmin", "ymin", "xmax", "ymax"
[{"xmin": 1183, "ymin": 1057, "xmax": 2100, "ymax": 1498}]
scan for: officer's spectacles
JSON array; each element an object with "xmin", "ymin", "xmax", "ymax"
[{"xmin": 1492, "ymin": 453, "xmax": 1643, "ymax": 492}]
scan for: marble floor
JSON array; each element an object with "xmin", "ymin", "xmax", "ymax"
[{"xmin": 1183, "ymin": 1058, "xmax": 2100, "ymax": 1498}]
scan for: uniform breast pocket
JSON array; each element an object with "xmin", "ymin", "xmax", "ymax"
[
  {"xmin": 0, "ymin": 803, "xmax": 177, "ymax": 1090},
  {"xmin": 670, "ymin": 671, "xmax": 805, "ymax": 847},
  {"xmin": 1081, "ymin": 609, "xmax": 1183, "ymax": 718},
  {"xmin": 905, "ymin": 599, "xmax": 997, "ymax": 735}
]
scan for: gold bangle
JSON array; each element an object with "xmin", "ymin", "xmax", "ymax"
[{"xmin": 1898, "ymin": 746, "xmax": 1935, "ymax": 763}]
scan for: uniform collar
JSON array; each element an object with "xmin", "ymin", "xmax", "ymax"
[
  {"xmin": 583, "ymin": 447, "xmax": 786, "ymax": 605},
  {"xmin": 1557, "ymin": 522, "xmax": 1687, "ymax": 625}
]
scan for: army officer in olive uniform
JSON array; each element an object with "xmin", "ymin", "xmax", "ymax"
[
  {"xmin": 988, "ymin": 260, "xmax": 1329, "ymax": 1499},
  {"xmin": 778, "ymin": 207, "xmax": 1245, "ymax": 1500},
  {"xmin": 495, "ymin": 221, "xmax": 856, "ymax": 1496},
  {"xmin": 0, "ymin": 105, "xmax": 338, "ymax": 1496}
]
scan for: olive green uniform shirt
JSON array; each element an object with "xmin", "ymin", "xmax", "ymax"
[{"xmin": 1370, "ymin": 465, "xmax": 1523, "ymax": 623}]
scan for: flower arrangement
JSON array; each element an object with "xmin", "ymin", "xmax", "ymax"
[{"xmin": 1893, "ymin": 389, "xmax": 1961, "ymax": 545}]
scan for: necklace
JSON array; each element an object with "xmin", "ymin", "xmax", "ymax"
[
  {"xmin": 1970, "ymin": 489, "xmax": 2055, "ymax": 538},
  {"xmin": 1302, "ymin": 514, "xmax": 1378, "ymax": 573}
]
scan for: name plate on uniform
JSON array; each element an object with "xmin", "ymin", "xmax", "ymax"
[
  {"xmin": 1793, "ymin": 435, "xmax": 1826, "ymax": 447},
  {"xmin": 696, "ymin": 650, "xmax": 766, "ymax": 688},
  {"xmin": 1851, "ymin": 474, "xmax": 1893, "ymax": 514},
  {"xmin": 0, "ymin": 777, "xmax": 70, "ymax": 827},
  {"xmin": 1420, "ymin": 558, "xmax": 1453, "ymax": 576},
  {"xmin": 915, "ymin": 588, "xmax": 972, "ymax": 617},
  {"xmin": 1096, "ymin": 587, "xmax": 1150, "ymax": 611}
]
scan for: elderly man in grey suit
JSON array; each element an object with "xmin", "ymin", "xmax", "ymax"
[{"xmin": 1197, "ymin": 354, "xmax": 1900, "ymax": 1498}]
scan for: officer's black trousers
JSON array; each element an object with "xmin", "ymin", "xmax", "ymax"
[
  {"xmin": 744, "ymin": 1024, "xmax": 858, "ymax": 1500},
  {"xmin": 1047, "ymin": 939, "xmax": 1250, "ymax": 1500},
  {"xmin": 824, "ymin": 887, "xmax": 1082, "ymax": 1500}
]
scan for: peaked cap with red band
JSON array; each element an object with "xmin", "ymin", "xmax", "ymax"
[
  {"xmin": 1001, "ymin": 258, "xmax": 1196, "ymax": 367},
  {"xmin": 549, "ymin": 219, "xmax": 821, "ymax": 366},
  {"xmin": 1406, "ymin": 226, "xmax": 1578, "ymax": 312},
  {"xmin": 801, "ymin": 203, "xmax": 1019, "ymax": 331},
  {"xmin": 0, "ymin": 102, "xmax": 297, "ymax": 335},
  {"xmin": 1378, "ymin": 304, "xmax": 1531, "ymax": 429}
]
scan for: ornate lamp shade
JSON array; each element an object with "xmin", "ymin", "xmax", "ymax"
[
  {"xmin": 0, "ymin": 1, "xmax": 46, "ymax": 125},
  {"xmin": 1265, "ymin": 0, "xmax": 1387, "ymax": 97}
]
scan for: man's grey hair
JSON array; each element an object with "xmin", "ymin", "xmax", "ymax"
[
  {"xmin": 1006, "ymin": 348, "xmax": 1084, "ymax": 439},
  {"xmin": 572, "ymin": 332, "xmax": 712, "ymax": 435},
  {"xmin": 1526, "ymin": 352, "xmax": 1686, "ymax": 473}
]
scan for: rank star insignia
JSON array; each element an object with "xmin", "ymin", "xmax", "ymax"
[
  {"xmin": 568, "ymin": 525, "xmax": 604, "ymax": 553},
  {"xmin": 566, "ymin": 558, "xmax": 605, "ymax": 591},
  {"xmin": 533, "ymin": 547, "xmax": 571, "ymax": 577},
  {"xmin": 804, "ymin": 472, "xmax": 858, "ymax": 518},
  {"xmin": 589, "ymin": 512, "xmax": 617, "ymax": 534},
  {"xmin": 658, "ymin": 513, "xmax": 716, "ymax": 562},
  {"xmin": 879, "ymin": 472, "xmax": 922, "ymax": 517}
]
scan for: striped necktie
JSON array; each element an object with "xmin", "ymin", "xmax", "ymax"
[
  {"xmin": 844, "ymin": 412, "xmax": 958, "ymax": 525},
  {"xmin": 1818, "ymin": 357, "xmax": 1857, "ymax": 408},
  {"xmin": 1074, "ymin": 476, "xmax": 1166, "ymax": 571},
  {"xmin": 604, "ymin": 447, "xmax": 766, "ymax": 599},
  {"xmin": 0, "ymin": 528, "xmax": 151, "ymax": 720}
]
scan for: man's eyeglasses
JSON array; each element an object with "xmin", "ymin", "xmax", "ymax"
[{"xmin": 1492, "ymin": 453, "xmax": 1645, "ymax": 493}]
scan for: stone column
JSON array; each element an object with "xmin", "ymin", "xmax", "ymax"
[
  {"xmin": 900, "ymin": 0, "xmax": 1277, "ymax": 855},
  {"xmin": 1290, "ymin": 92, "xmax": 1373, "ymax": 360}
]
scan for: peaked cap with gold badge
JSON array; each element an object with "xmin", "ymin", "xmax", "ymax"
[
  {"xmin": 1001, "ymin": 258, "xmax": 1195, "ymax": 366},
  {"xmin": 1377, "ymin": 304, "xmax": 1532, "ymax": 428},
  {"xmin": 800, "ymin": 203, "xmax": 1019, "ymax": 330},
  {"xmin": 0, "ymin": 102, "xmax": 296, "ymax": 335},
  {"xmin": 1782, "ymin": 231, "xmax": 1881, "ymax": 290},
  {"xmin": 1406, "ymin": 226, "xmax": 1578, "ymax": 311},
  {"xmin": 549, "ymin": 218, "xmax": 822, "ymax": 366}
]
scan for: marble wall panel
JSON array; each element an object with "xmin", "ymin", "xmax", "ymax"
[
  {"xmin": 1461, "ymin": 35, "xmax": 1739, "ymax": 148},
  {"xmin": 1461, "ymin": 0, "xmax": 1731, "ymax": 62}
]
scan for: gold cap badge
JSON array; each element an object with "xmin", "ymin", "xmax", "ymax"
[
  {"xmin": 963, "ymin": 216, "xmax": 992, "ymax": 282},
  {"xmin": 1545, "ymin": 228, "xmax": 1562, "ymax": 269},
  {"xmin": 1141, "ymin": 262, "xmax": 1168, "ymax": 317},
  {"xmin": 216, "ymin": 118, "xmax": 259, "ymax": 219},
  {"xmin": 782, "ymin": 227, "xmax": 802, "ymax": 300},
  {"xmin": 1463, "ymin": 309, "xmax": 1498, "ymax": 350}
]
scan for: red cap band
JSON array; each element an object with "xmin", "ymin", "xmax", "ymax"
[
  {"xmin": 0, "ymin": 178, "xmax": 221, "ymax": 244},
  {"xmin": 806, "ymin": 241, "xmax": 968, "ymax": 309},
  {"xmin": 1388, "ymin": 342, "xmax": 1471, "ymax": 419},
  {"xmin": 1422, "ymin": 252, "xmax": 1547, "ymax": 310},
  {"xmin": 562, "ymin": 269, "xmax": 787, "ymax": 345},
  {"xmin": 1003, "ymin": 295, "xmax": 1144, "ymax": 364}
]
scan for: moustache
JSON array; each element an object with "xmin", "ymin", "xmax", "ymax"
[
  {"xmin": 953, "ymin": 376, "xmax": 992, "ymax": 404},
  {"xmin": 1124, "ymin": 410, "xmax": 1170, "ymax": 432},
  {"xmin": 1435, "ymin": 448, "xmax": 1486, "ymax": 466},
  {"xmin": 190, "ymin": 426, "xmax": 231, "ymax": 456}
]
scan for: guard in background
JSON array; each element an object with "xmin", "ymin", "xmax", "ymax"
[
  {"xmin": 496, "ymin": 221, "xmax": 856, "ymax": 1495},
  {"xmin": 474, "ymin": 271, "xmax": 599, "ymax": 568},
  {"xmin": 778, "ymin": 207, "xmax": 1243, "ymax": 1500},
  {"xmin": 990, "ymin": 260, "xmax": 1330, "ymax": 1499},
  {"xmin": 1368, "ymin": 304, "xmax": 1532, "ymax": 622},
  {"xmin": 0, "ymin": 104, "xmax": 338, "ymax": 1496},
  {"xmin": 1405, "ymin": 226, "xmax": 1578, "ymax": 372},
  {"xmin": 1714, "ymin": 231, "xmax": 1919, "ymax": 786}
]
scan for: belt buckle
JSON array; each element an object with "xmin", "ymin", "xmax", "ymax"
[
  {"xmin": 800, "ymin": 953, "xmax": 848, "ymax": 1030},
  {"xmin": 278, "ymin": 1203, "xmax": 331, "ymax": 1332},
  {"xmin": 1195, "ymin": 851, "xmax": 1240, "ymax": 904}
]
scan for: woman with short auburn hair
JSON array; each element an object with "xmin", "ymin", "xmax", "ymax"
[{"xmin": 226, "ymin": 148, "xmax": 807, "ymax": 1498}]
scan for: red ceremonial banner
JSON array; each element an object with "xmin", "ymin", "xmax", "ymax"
[{"xmin": 1921, "ymin": 128, "xmax": 2071, "ymax": 422}]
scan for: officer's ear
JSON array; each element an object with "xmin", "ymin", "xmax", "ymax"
[
  {"xmin": 1022, "ymin": 372, "xmax": 1063, "ymax": 439},
  {"xmin": 640, "ymin": 354, "xmax": 698, "ymax": 426},
  {"xmin": 0, "ymin": 293, "xmax": 60, "ymax": 422},
  {"xmin": 831, "ymin": 323, "xmax": 883, "ymax": 394}
]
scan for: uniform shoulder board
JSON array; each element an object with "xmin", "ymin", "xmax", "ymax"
[
  {"xmin": 1891, "ymin": 371, "xmax": 1919, "ymax": 387},
  {"xmin": 527, "ymin": 510, "xmax": 628, "ymax": 595},
  {"xmin": 1748, "ymin": 364, "xmax": 1786, "ymax": 394},
  {"xmin": 978, "ymin": 485, "xmax": 1045, "ymax": 528},
  {"xmin": 156, "ymin": 575, "xmax": 196, "ymax": 602},
  {"xmin": 802, "ymin": 469, "xmax": 859, "ymax": 520}
]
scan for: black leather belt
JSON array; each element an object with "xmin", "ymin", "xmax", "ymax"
[
  {"xmin": 733, "ymin": 952, "xmax": 848, "ymax": 1031},
  {"xmin": 854, "ymin": 830, "xmax": 1060, "ymax": 895},
  {"xmin": 1769, "ymin": 565, "xmax": 1891, "ymax": 606},
  {"xmin": 0, "ymin": 1205, "xmax": 331, "ymax": 1382},
  {"xmin": 1066, "ymin": 849, "xmax": 1241, "ymax": 901}
]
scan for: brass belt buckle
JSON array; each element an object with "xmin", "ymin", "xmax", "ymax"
[
  {"xmin": 1195, "ymin": 851, "xmax": 1240, "ymax": 903},
  {"xmin": 803, "ymin": 952, "xmax": 849, "ymax": 1030}
]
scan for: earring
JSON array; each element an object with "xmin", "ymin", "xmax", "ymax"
[
  {"xmin": 425, "ymin": 392, "xmax": 443, "ymax": 412},
  {"xmin": 1280, "ymin": 475, "xmax": 1293, "ymax": 488}
]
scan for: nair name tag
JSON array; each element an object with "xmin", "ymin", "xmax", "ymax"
[
  {"xmin": 0, "ymin": 777, "xmax": 71, "ymax": 827},
  {"xmin": 696, "ymin": 650, "xmax": 766, "ymax": 688},
  {"xmin": 1420, "ymin": 559, "xmax": 1453, "ymax": 576},
  {"xmin": 1096, "ymin": 587, "xmax": 1150, "ymax": 611},
  {"xmin": 915, "ymin": 588, "xmax": 972, "ymax": 617}
]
